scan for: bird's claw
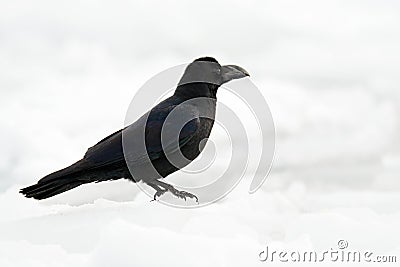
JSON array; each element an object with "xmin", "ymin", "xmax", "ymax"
[
  {"xmin": 169, "ymin": 188, "xmax": 199, "ymax": 203},
  {"xmin": 151, "ymin": 188, "xmax": 167, "ymax": 202},
  {"xmin": 148, "ymin": 181, "xmax": 199, "ymax": 204}
]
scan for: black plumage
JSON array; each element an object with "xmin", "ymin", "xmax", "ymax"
[{"xmin": 20, "ymin": 57, "xmax": 249, "ymax": 202}]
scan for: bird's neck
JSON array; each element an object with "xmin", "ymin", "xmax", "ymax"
[{"xmin": 174, "ymin": 82, "xmax": 218, "ymax": 99}]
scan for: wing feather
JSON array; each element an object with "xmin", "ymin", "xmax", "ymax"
[{"xmin": 82, "ymin": 102, "xmax": 200, "ymax": 169}]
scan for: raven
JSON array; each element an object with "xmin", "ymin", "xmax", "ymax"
[{"xmin": 20, "ymin": 57, "xmax": 249, "ymax": 202}]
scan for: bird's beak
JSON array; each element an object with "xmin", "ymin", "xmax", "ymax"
[{"xmin": 221, "ymin": 64, "xmax": 250, "ymax": 84}]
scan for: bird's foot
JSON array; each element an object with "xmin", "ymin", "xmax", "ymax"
[
  {"xmin": 168, "ymin": 187, "xmax": 199, "ymax": 203},
  {"xmin": 151, "ymin": 188, "xmax": 168, "ymax": 201},
  {"xmin": 147, "ymin": 180, "xmax": 199, "ymax": 203}
]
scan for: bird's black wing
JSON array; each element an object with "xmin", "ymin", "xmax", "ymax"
[{"xmin": 83, "ymin": 103, "xmax": 200, "ymax": 169}]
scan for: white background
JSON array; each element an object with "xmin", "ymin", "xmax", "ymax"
[{"xmin": 0, "ymin": 0, "xmax": 399, "ymax": 266}]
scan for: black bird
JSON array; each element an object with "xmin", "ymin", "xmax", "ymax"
[{"xmin": 20, "ymin": 57, "xmax": 249, "ymax": 202}]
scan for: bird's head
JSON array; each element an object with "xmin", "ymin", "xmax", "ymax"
[{"xmin": 175, "ymin": 57, "xmax": 250, "ymax": 98}]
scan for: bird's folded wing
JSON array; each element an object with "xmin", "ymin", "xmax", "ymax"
[{"xmin": 82, "ymin": 104, "xmax": 200, "ymax": 169}]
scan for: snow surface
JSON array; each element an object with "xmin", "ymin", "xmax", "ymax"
[{"xmin": 1, "ymin": 0, "xmax": 400, "ymax": 266}]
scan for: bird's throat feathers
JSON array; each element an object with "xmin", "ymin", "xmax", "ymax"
[{"xmin": 174, "ymin": 82, "xmax": 219, "ymax": 99}]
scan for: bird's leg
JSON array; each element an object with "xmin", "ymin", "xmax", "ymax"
[
  {"xmin": 146, "ymin": 182, "xmax": 168, "ymax": 201},
  {"xmin": 152, "ymin": 180, "xmax": 199, "ymax": 203}
]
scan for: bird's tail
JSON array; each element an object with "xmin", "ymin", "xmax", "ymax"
[
  {"xmin": 20, "ymin": 160, "xmax": 91, "ymax": 200},
  {"xmin": 20, "ymin": 178, "xmax": 87, "ymax": 200}
]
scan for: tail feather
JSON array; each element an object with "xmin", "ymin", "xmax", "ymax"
[
  {"xmin": 20, "ymin": 159, "xmax": 91, "ymax": 200},
  {"xmin": 20, "ymin": 180, "xmax": 58, "ymax": 196},
  {"xmin": 20, "ymin": 178, "xmax": 86, "ymax": 200},
  {"xmin": 20, "ymin": 159, "xmax": 128, "ymax": 200}
]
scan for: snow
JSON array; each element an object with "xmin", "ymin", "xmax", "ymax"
[
  {"xmin": 1, "ymin": 0, "xmax": 400, "ymax": 266},
  {"xmin": 1, "ymin": 182, "xmax": 399, "ymax": 266}
]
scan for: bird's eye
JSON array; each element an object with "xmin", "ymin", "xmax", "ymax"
[{"xmin": 215, "ymin": 69, "xmax": 221, "ymax": 75}]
